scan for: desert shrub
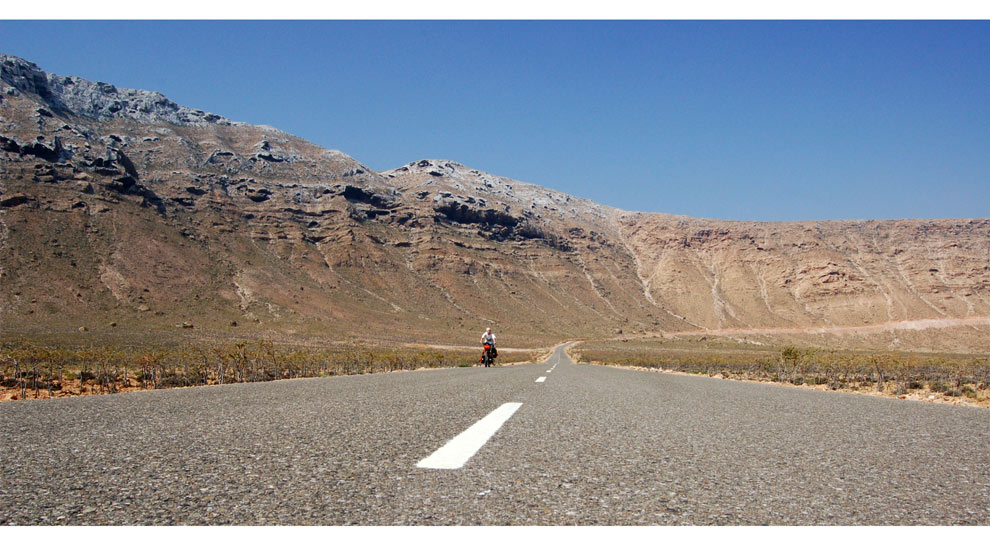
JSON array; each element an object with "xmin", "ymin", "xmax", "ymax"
[
  {"xmin": 0, "ymin": 343, "xmax": 69, "ymax": 398},
  {"xmin": 572, "ymin": 341, "xmax": 989, "ymax": 404},
  {"xmin": 870, "ymin": 353, "xmax": 891, "ymax": 391},
  {"xmin": 4, "ymin": 336, "xmax": 986, "ymax": 403},
  {"xmin": 778, "ymin": 346, "xmax": 803, "ymax": 382},
  {"xmin": 157, "ymin": 372, "xmax": 187, "ymax": 388},
  {"xmin": 975, "ymin": 359, "xmax": 990, "ymax": 389}
]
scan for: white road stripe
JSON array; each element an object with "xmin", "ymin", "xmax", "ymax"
[
  {"xmin": 416, "ymin": 402, "xmax": 523, "ymax": 470},
  {"xmin": 535, "ymin": 376, "xmax": 547, "ymax": 383}
]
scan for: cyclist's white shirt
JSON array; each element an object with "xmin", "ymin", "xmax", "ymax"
[{"xmin": 481, "ymin": 332, "xmax": 496, "ymax": 344}]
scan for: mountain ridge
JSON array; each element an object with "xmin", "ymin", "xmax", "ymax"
[{"xmin": 2, "ymin": 53, "xmax": 988, "ymax": 352}]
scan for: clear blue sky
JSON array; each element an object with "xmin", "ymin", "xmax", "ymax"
[{"xmin": 1, "ymin": 20, "xmax": 987, "ymax": 221}]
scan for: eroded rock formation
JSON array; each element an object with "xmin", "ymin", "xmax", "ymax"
[{"xmin": 2, "ymin": 54, "xmax": 988, "ymax": 350}]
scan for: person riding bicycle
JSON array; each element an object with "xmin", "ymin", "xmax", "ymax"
[{"xmin": 480, "ymin": 327, "xmax": 497, "ymax": 364}]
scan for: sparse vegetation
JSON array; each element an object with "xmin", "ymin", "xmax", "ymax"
[
  {"xmin": 0, "ymin": 339, "xmax": 535, "ymax": 401},
  {"xmin": 572, "ymin": 340, "xmax": 990, "ymax": 406}
]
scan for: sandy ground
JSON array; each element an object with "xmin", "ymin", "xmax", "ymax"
[{"xmin": 0, "ymin": 377, "xmax": 151, "ymax": 402}]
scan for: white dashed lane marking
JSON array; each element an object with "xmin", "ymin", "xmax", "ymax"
[
  {"xmin": 418, "ymin": 346, "xmax": 567, "ymax": 470},
  {"xmin": 416, "ymin": 402, "xmax": 523, "ymax": 470}
]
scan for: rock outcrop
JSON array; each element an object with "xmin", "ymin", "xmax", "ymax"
[{"xmin": 1, "ymin": 54, "xmax": 234, "ymax": 126}]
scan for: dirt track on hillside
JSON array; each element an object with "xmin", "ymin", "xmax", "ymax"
[{"xmin": 658, "ymin": 316, "xmax": 990, "ymax": 338}]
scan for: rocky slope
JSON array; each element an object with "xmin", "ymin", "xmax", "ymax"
[{"xmin": 2, "ymin": 54, "xmax": 988, "ymax": 351}]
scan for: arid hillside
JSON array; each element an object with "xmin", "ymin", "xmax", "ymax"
[
  {"xmin": 2, "ymin": 54, "xmax": 988, "ymax": 352},
  {"xmin": 616, "ymin": 214, "xmax": 990, "ymax": 352}
]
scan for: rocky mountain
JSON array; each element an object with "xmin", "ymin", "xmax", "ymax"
[{"xmin": 2, "ymin": 54, "xmax": 988, "ymax": 351}]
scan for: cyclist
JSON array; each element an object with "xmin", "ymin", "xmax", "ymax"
[{"xmin": 480, "ymin": 327, "xmax": 497, "ymax": 365}]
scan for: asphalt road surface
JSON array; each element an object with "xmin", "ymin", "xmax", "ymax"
[{"xmin": 2, "ymin": 343, "xmax": 988, "ymax": 525}]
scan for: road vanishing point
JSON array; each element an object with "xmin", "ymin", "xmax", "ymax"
[{"xmin": 2, "ymin": 343, "xmax": 988, "ymax": 525}]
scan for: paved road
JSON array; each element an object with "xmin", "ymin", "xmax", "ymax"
[{"xmin": 2, "ymin": 344, "xmax": 988, "ymax": 525}]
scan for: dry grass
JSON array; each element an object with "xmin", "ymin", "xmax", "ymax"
[
  {"xmin": 0, "ymin": 338, "xmax": 536, "ymax": 402},
  {"xmin": 572, "ymin": 339, "xmax": 990, "ymax": 407}
]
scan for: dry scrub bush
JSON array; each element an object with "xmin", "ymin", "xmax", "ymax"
[
  {"xmin": 574, "ymin": 343, "xmax": 990, "ymax": 401},
  {"xmin": 1, "ymin": 339, "xmax": 530, "ymax": 400},
  {"xmin": 0, "ymin": 342, "xmax": 71, "ymax": 399}
]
